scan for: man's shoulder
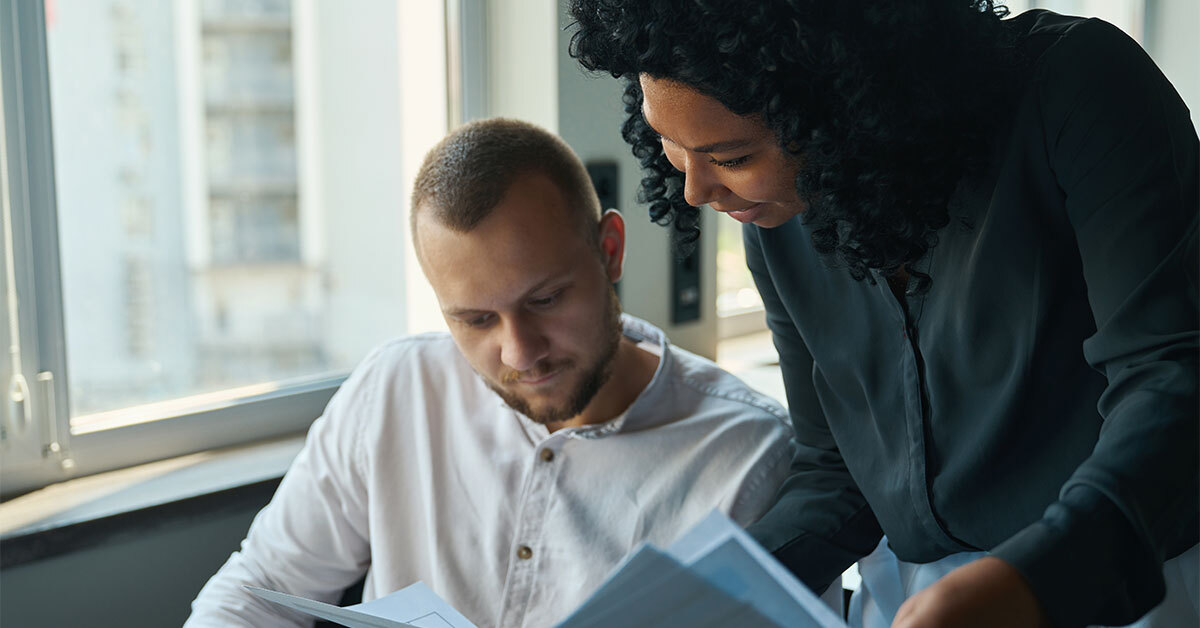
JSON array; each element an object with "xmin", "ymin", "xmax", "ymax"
[
  {"xmin": 661, "ymin": 344, "xmax": 790, "ymax": 426},
  {"xmin": 326, "ymin": 332, "xmax": 492, "ymax": 439},
  {"xmin": 360, "ymin": 332, "xmax": 463, "ymax": 372},
  {"xmin": 621, "ymin": 314, "xmax": 787, "ymax": 425},
  {"xmin": 336, "ymin": 332, "xmax": 476, "ymax": 402}
]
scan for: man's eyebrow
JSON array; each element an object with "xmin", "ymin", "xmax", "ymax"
[
  {"xmin": 443, "ymin": 307, "xmax": 487, "ymax": 320},
  {"xmin": 442, "ymin": 276, "xmax": 569, "ymax": 319},
  {"xmin": 642, "ymin": 114, "xmax": 754, "ymax": 154}
]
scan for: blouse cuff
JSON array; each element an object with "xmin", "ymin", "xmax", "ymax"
[{"xmin": 992, "ymin": 484, "xmax": 1165, "ymax": 628}]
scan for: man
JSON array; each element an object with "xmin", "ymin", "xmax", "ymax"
[{"xmin": 185, "ymin": 118, "xmax": 800, "ymax": 627}]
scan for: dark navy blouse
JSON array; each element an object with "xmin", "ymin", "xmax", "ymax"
[{"xmin": 745, "ymin": 11, "xmax": 1198, "ymax": 628}]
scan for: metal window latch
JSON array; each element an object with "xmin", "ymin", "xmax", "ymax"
[
  {"xmin": 6, "ymin": 371, "xmax": 30, "ymax": 439},
  {"xmin": 36, "ymin": 371, "xmax": 74, "ymax": 471}
]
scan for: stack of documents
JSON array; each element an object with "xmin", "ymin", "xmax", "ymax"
[{"xmin": 248, "ymin": 510, "xmax": 848, "ymax": 627}]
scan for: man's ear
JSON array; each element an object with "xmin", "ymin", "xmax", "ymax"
[{"xmin": 597, "ymin": 209, "xmax": 625, "ymax": 283}]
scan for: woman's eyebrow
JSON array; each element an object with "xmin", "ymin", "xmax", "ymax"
[
  {"xmin": 690, "ymin": 138, "xmax": 754, "ymax": 153},
  {"xmin": 648, "ymin": 124, "xmax": 754, "ymax": 154},
  {"xmin": 642, "ymin": 106, "xmax": 754, "ymax": 153}
]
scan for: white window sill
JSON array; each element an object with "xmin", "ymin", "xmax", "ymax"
[{"xmin": 0, "ymin": 435, "xmax": 304, "ymax": 545}]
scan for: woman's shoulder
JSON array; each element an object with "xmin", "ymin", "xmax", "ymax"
[
  {"xmin": 996, "ymin": 9, "xmax": 1176, "ymax": 155},
  {"xmin": 1010, "ymin": 10, "xmax": 1154, "ymax": 89},
  {"xmin": 1009, "ymin": 9, "xmax": 1113, "ymax": 57}
]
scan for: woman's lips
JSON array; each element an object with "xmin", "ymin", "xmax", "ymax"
[{"xmin": 719, "ymin": 202, "xmax": 766, "ymax": 224}]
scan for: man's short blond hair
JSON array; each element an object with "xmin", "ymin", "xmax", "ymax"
[{"xmin": 410, "ymin": 118, "xmax": 602, "ymax": 244}]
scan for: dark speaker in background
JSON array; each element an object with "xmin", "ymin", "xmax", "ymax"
[{"xmin": 670, "ymin": 233, "xmax": 701, "ymax": 325}]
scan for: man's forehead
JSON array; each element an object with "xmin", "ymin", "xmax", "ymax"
[{"xmin": 419, "ymin": 220, "xmax": 583, "ymax": 306}]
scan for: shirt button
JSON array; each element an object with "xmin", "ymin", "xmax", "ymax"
[
  {"xmin": 540, "ymin": 448, "xmax": 555, "ymax": 462},
  {"xmin": 517, "ymin": 545, "xmax": 533, "ymax": 560}
]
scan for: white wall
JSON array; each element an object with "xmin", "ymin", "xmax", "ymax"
[
  {"xmin": 486, "ymin": 0, "xmax": 559, "ymax": 131},
  {"xmin": 309, "ymin": 0, "xmax": 411, "ymax": 365}
]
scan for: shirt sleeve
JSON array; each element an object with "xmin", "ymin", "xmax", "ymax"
[
  {"xmin": 742, "ymin": 223, "xmax": 885, "ymax": 594},
  {"xmin": 723, "ymin": 411, "xmax": 797, "ymax": 528},
  {"xmin": 990, "ymin": 19, "xmax": 1199, "ymax": 628},
  {"xmin": 183, "ymin": 350, "xmax": 382, "ymax": 627}
]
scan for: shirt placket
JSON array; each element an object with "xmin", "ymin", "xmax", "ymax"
[
  {"xmin": 495, "ymin": 432, "xmax": 566, "ymax": 628},
  {"xmin": 877, "ymin": 275, "xmax": 966, "ymax": 554}
]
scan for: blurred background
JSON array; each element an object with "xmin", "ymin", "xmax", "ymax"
[{"xmin": 0, "ymin": 1, "xmax": 1194, "ymax": 626}]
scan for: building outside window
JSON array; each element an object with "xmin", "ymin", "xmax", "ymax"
[{"xmin": 1, "ymin": 0, "xmax": 450, "ymax": 496}]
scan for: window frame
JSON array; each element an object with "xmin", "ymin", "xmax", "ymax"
[{"xmin": 0, "ymin": 0, "xmax": 469, "ymax": 499}]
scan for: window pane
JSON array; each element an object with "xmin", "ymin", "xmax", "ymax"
[
  {"xmin": 716, "ymin": 216, "xmax": 763, "ymax": 316},
  {"xmin": 45, "ymin": 0, "xmax": 445, "ymax": 427}
]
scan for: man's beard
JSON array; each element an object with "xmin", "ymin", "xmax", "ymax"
[{"xmin": 488, "ymin": 287, "xmax": 622, "ymax": 425}]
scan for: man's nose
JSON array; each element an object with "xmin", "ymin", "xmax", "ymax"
[
  {"xmin": 499, "ymin": 317, "xmax": 550, "ymax": 374},
  {"xmin": 681, "ymin": 154, "xmax": 728, "ymax": 208}
]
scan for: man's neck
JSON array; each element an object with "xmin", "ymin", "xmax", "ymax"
[{"xmin": 548, "ymin": 337, "xmax": 660, "ymax": 432}]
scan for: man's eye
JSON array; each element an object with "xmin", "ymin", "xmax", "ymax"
[
  {"xmin": 710, "ymin": 155, "xmax": 751, "ymax": 169},
  {"xmin": 466, "ymin": 313, "xmax": 495, "ymax": 328},
  {"xmin": 529, "ymin": 292, "xmax": 560, "ymax": 308}
]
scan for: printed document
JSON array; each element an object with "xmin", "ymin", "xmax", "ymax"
[{"xmin": 247, "ymin": 510, "xmax": 848, "ymax": 627}]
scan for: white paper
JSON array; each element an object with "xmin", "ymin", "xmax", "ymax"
[
  {"xmin": 347, "ymin": 582, "xmax": 479, "ymax": 628},
  {"xmin": 245, "ymin": 510, "xmax": 846, "ymax": 628},
  {"xmin": 246, "ymin": 582, "xmax": 478, "ymax": 628},
  {"xmin": 246, "ymin": 586, "xmax": 415, "ymax": 628},
  {"xmin": 666, "ymin": 511, "xmax": 848, "ymax": 628},
  {"xmin": 555, "ymin": 546, "xmax": 780, "ymax": 627}
]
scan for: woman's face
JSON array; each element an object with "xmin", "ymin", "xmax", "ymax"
[{"xmin": 639, "ymin": 74, "xmax": 806, "ymax": 228}]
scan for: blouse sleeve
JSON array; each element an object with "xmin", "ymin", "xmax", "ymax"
[
  {"xmin": 990, "ymin": 18, "xmax": 1199, "ymax": 628},
  {"xmin": 742, "ymin": 222, "xmax": 885, "ymax": 594}
]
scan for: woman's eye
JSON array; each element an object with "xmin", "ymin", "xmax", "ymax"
[{"xmin": 710, "ymin": 155, "xmax": 751, "ymax": 169}]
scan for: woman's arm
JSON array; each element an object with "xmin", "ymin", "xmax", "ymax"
[
  {"xmin": 985, "ymin": 19, "xmax": 1198, "ymax": 628},
  {"xmin": 742, "ymin": 222, "xmax": 885, "ymax": 594}
]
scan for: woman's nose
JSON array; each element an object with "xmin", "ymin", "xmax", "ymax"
[{"xmin": 681, "ymin": 154, "xmax": 727, "ymax": 208}]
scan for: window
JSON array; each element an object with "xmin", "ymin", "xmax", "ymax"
[
  {"xmin": 715, "ymin": 215, "xmax": 767, "ymax": 339},
  {"xmin": 1, "ymin": 0, "xmax": 455, "ymax": 497}
]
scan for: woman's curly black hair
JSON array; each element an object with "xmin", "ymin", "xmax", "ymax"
[{"xmin": 569, "ymin": 0, "xmax": 1021, "ymax": 288}]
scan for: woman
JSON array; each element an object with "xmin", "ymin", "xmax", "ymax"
[{"xmin": 569, "ymin": 2, "xmax": 1198, "ymax": 627}]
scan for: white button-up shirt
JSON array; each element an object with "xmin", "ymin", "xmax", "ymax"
[{"xmin": 186, "ymin": 316, "xmax": 796, "ymax": 628}]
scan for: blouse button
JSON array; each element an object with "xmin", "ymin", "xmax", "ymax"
[
  {"xmin": 517, "ymin": 545, "xmax": 534, "ymax": 560},
  {"xmin": 540, "ymin": 448, "xmax": 555, "ymax": 462}
]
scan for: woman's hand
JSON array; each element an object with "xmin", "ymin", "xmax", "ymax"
[{"xmin": 891, "ymin": 557, "xmax": 1051, "ymax": 628}]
